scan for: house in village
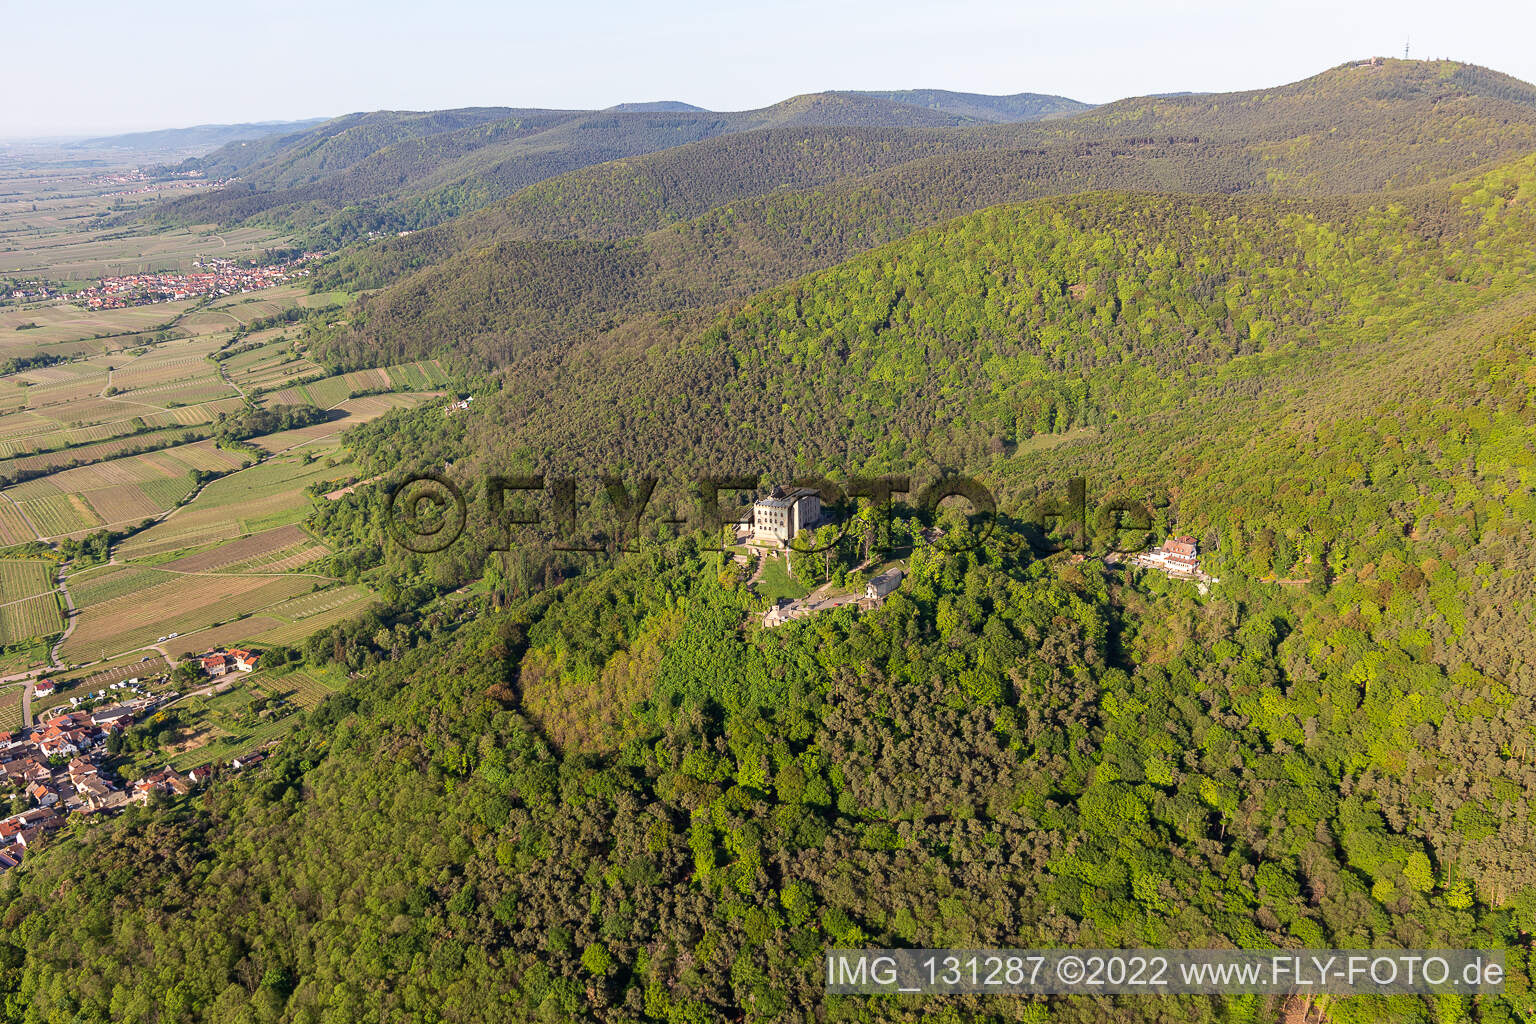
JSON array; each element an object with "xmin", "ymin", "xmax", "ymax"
[
  {"xmin": 131, "ymin": 767, "xmax": 191, "ymax": 804},
  {"xmin": 230, "ymin": 751, "xmax": 266, "ymax": 771},
  {"xmin": 199, "ymin": 648, "xmax": 261, "ymax": 678},
  {"xmin": 25, "ymin": 782, "xmax": 58, "ymax": 807},
  {"xmin": 0, "ymin": 693, "xmax": 166, "ymax": 861},
  {"xmin": 188, "ymin": 764, "xmax": 219, "ymax": 786}
]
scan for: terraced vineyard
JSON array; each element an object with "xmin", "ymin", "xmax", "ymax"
[
  {"xmin": 0, "ymin": 558, "xmax": 54, "ymax": 600},
  {"xmin": 60, "ymin": 572, "xmax": 316, "ymax": 661},
  {"xmin": 0, "ymin": 439, "xmax": 250, "ymax": 538},
  {"xmin": 0, "ymin": 592, "xmax": 64, "ymax": 645},
  {"xmin": 264, "ymin": 359, "xmax": 450, "ymax": 409},
  {"xmin": 250, "ymin": 585, "xmax": 378, "ymax": 645},
  {"xmin": 264, "ymin": 667, "xmax": 346, "ymax": 710}
]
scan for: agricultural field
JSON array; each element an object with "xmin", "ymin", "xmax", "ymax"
[
  {"xmin": 220, "ymin": 335, "xmax": 327, "ymax": 394},
  {"xmin": 0, "ymin": 558, "xmax": 55, "ymax": 601},
  {"xmin": 264, "ymin": 360, "xmax": 449, "ymax": 409},
  {"xmin": 60, "ymin": 572, "xmax": 317, "ymax": 662},
  {"xmin": 158, "ymin": 524, "xmax": 325, "ymax": 574},
  {"xmin": 0, "ymin": 592, "xmax": 63, "ymax": 645},
  {"xmin": 154, "ymin": 618, "xmax": 283, "ymax": 657},
  {"xmin": 0, "ymin": 334, "xmax": 247, "ymax": 462},
  {"xmin": 0, "ymin": 688, "xmax": 22, "ymax": 731},
  {"xmin": 118, "ymin": 445, "xmax": 356, "ymax": 559},
  {"xmin": 68, "ymin": 564, "xmax": 177, "ymax": 608},
  {"xmin": 0, "ymin": 426, "xmax": 211, "ymax": 480},
  {"xmin": 0, "ymin": 300, "xmax": 194, "ymax": 354},
  {"xmin": 203, "ymin": 284, "xmax": 351, "ymax": 324},
  {"xmin": 58, "ymin": 654, "xmax": 168, "ymax": 694},
  {"xmin": 0, "ymin": 499, "xmax": 33, "ymax": 546},
  {"xmin": 262, "ymin": 666, "xmax": 347, "ymax": 710},
  {"xmin": 0, "ymin": 559, "xmax": 59, "ymax": 647},
  {"xmin": 252, "ymin": 393, "xmax": 435, "ymax": 453},
  {"xmin": 0, "ymin": 222, "xmax": 283, "ymax": 283},
  {"xmin": 2, "ymin": 166, "xmax": 397, "ymax": 675},
  {"xmin": 0, "ymin": 438, "xmax": 250, "ymax": 538},
  {"xmin": 250, "ymin": 585, "xmax": 379, "ymax": 646}
]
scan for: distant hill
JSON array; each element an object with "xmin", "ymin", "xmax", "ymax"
[
  {"xmin": 606, "ymin": 101, "xmax": 708, "ymax": 112},
  {"xmin": 314, "ymin": 58, "xmax": 1536, "ymax": 307},
  {"xmin": 850, "ymin": 89, "xmax": 1090, "ymax": 122},
  {"xmin": 67, "ymin": 119, "xmax": 329, "ymax": 158},
  {"xmin": 150, "ymin": 60, "xmax": 1536, "ymax": 249},
  {"xmin": 150, "ymin": 92, "xmax": 1013, "ymax": 237},
  {"xmin": 1065, "ymin": 58, "xmax": 1536, "ymax": 133}
]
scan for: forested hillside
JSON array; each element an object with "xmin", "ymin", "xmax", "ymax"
[
  {"xmin": 304, "ymin": 58, "xmax": 1536, "ymax": 333},
  {"xmin": 4, "ymin": 59, "xmax": 1536, "ymax": 1024},
  {"xmin": 850, "ymin": 89, "xmax": 1090, "ymax": 122},
  {"xmin": 165, "ymin": 60, "xmax": 1536, "ymax": 249},
  {"xmin": 156, "ymin": 92, "xmax": 1055, "ymax": 241}
]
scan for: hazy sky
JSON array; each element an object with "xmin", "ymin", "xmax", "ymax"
[{"xmin": 3, "ymin": 0, "xmax": 1534, "ymax": 137}]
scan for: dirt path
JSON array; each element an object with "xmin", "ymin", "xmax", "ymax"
[
  {"xmin": 743, "ymin": 550, "xmax": 769, "ymax": 591},
  {"xmin": 324, "ymin": 473, "xmax": 383, "ymax": 500},
  {"xmin": 216, "ymin": 357, "xmax": 248, "ymax": 402}
]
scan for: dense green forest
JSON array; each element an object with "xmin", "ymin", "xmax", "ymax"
[{"xmin": 5, "ymin": 59, "xmax": 1536, "ymax": 1024}]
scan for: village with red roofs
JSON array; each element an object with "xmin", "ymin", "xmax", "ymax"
[
  {"xmin": 75, "ymin": 253, "xmax": 321, "ymax": 309},
  {"xmin": 0, "ymin": 646, "xmax": 270, "ymax": 870}
]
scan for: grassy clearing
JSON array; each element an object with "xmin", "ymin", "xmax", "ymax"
[
  {"xmin": 169, "ymin": 713, "xmax": 298, "ymax": 770},
  {"xmin": 756, "ymin": 553, "xmax": 811, "ymax": 605}
]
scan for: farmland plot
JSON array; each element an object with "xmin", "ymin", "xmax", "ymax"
[
  {"xmin": 61, "ymin": 572, "xmax": 315, "ymax": 660},
  {"xmin": 0, "ymin": 593, "xmax": 64, "ymax": 644},
  {"xmin": 0, "ymin": 560, "xmax": 54, "ymax": 602},
  {"xmin": 0, "ymin": 439, "xmax": 249, "ymax": 538}
]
